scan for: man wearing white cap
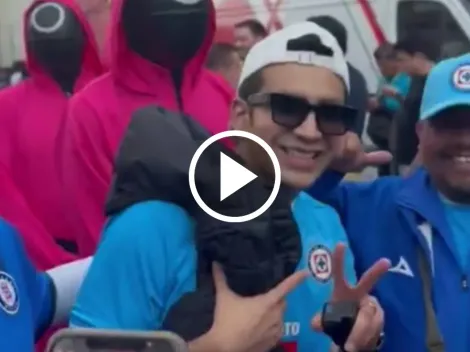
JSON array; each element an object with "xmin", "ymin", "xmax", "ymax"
[{"xmin": 71, "ymin": 22, "xmax": 386, "ymax": 352}]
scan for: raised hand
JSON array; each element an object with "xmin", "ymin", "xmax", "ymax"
[
  {"xmin": 312, "ymin": 243, "xmax": 390, "ymax": 352},
  {"xmin": 329, "ymin": 243, "xmax": 390, "ymax": 301},
  {"xmin": 208, "ymin": 263, "xmax": 308, "ymax": 352},
  {"xmin": 330, "ymin": 132, "xmax": 392, "ymax": 173}
]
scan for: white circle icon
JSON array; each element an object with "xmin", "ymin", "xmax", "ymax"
[
  {"xmin": 30, "ymin": 2, "xmax": 66, "ymax": 34},
  {"xmin": 188, "ymin": 130, "xmax": 281, "ymax": 223}
]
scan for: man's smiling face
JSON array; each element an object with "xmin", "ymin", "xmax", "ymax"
[{"xmin": 231, "ymin": 62, "xmax": 347, "ymax": 189}]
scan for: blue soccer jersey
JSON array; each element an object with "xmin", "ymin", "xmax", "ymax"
[{"xmin": 71, "ymin": 193, "xmax": 356, "ymax": 351}]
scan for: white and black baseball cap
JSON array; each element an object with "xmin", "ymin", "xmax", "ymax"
[{"xmin": 237, "ymin": 22, "xmax": 350, "ymax": 94}]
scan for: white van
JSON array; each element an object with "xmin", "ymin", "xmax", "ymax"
[{"xmin": 215, "ymin": 0, "xmax": 470, "ymax": 92}]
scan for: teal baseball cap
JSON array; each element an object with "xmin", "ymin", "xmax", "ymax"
[{"xmin": 420, "ymin": 53, "xmax": 470, "ymax": 121}]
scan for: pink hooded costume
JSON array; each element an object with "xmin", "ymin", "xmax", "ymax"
[
  {"xmin": 0, "ymin": 0, "xmax": 104, "ymax": 268},
  {"xmin": 62, "ymin": 0, "xmax": 233, "ymax": 256}
]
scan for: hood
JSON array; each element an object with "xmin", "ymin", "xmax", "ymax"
[
  {"xmin": 0, "ymin": 162, "xmax": 77, "ymax": 270},
  {"xmin": 105, "ymin": 106, "xmax": 217, "ymax": 216},
  {"xmin": 106, "ymin": 106, "xmax": 264, "ymax": 218},
  {"xmin": 107, "ymin": 0, "xmax": 215, "ymax": 93},
  {"xmin": 206, "ymin": 70, "xmax": 236, "ymax": 100},
  {"xmin": 23, "ymin": 0, "xmax": 104, "ymax": 92}
]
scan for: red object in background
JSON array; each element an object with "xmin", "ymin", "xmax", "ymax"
[
  {"xmin": 281, "ymin": 342, "xmax": 297, "ymax": 352},
  {"xmin": 264, "ymin": 0, "xmax": 283, "ymax": 32},
  {"xmin": 214, "ymin": 26, "xmax": 235, "ymax": 44},
  {"xmin": 214, "ymin": 0, "xmax": 285, "ymax": 43},
  {"xmin": 356, "ymin": 0, "xmax": 386, "ymax": 44},
  {"xmin": 214, "ymin": 0, "xmax": 256, "ymax": 43}
]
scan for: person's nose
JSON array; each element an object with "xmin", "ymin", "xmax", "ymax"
[{"xmin": 293, "ymin": 111, "xmax": 323, "ymax": 141}]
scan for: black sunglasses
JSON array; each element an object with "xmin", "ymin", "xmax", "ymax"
[{"xmin": 246, "ymin": 92, "xmax": 357, "ymax": 135}]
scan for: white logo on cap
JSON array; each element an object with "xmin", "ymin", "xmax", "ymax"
[
  {"xmin": 30, "ymin": 2, "xmax": 65, "ymax": 34},
  {"xmin": 453, "ymin": 65, "xmax": 470, "ymax": 90},
  {"xmin": 0, "ymin": 272, "xmax": 19, "ymax": 315}
]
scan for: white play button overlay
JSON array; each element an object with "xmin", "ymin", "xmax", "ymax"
[
  {"xmin": 220, "ymin": 152, "xmax": 258, "ymax": 201},
  {"xmin": 189, "ymin": 130, "xmax": 281, "ymax": 223}
]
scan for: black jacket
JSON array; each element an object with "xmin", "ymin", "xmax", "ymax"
[
  {"xmin": 106, "ymin": 106, "xmax": 301, "ymax": 349},
  {"xmin": 392, "ymin": 75, "xmax": 427, "ymax": 165}
]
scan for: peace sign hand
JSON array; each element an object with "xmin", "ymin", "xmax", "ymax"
[
  {"xmin": 207, "ymin": 263, "xmax": 308, "ymax": 352},
  {"xmin": 312, "ymin": 243, "xmax": 391, "ymax": 352},
  {"xmin": 329, "ymin": 243, "xmax": 390, "ymax": 301}
]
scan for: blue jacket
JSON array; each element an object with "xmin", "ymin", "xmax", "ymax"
[
  {"xmin": 0, "ymin": 218, "xmax": 54, "ymax": 351},
  {"xmin": 307, "ymin": 168, "xmax": 469, "ymax": 351}
]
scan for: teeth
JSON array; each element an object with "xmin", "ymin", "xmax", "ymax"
[
  {"xmin": 453, "ymin": 156, "xmax": 470, "ymax": 163},
  {"xmin": 284, "ymin": 148, "xmax": 318, "ymax": 159}
]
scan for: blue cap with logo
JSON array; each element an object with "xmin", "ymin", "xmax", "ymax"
[{"xmin": 420, "ymin": 53, "xmax": 470, "ymax": 120}]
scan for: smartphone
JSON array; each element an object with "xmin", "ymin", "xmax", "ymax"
[{"xmin": 45, "ymin": 328, "xmax": 188, "ymax": 352}]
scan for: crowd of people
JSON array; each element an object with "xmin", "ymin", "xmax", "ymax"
[
  {"xmin": 207, "ymin": 17, "xmax": 443, "ymax": 179},
  {"xmin": 0, "ymin": 0, "xmax": 469, "ymax": 351}
]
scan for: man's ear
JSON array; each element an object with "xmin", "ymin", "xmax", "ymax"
[{"xmin": 228, "ymin": 98, "xmax": 249, "ymax": 130}]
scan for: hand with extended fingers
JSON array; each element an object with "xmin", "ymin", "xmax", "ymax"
[
  {"xmin": 204, "ymin": 263, "xmax": 308, "ymax": 352},
  {"xmin": 330, "ymin": 132, "xmax": 392, "ymax": 173},
  {"xmin": 312, "ymin": 243, "xmax": 391, "ymax": 352}
]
